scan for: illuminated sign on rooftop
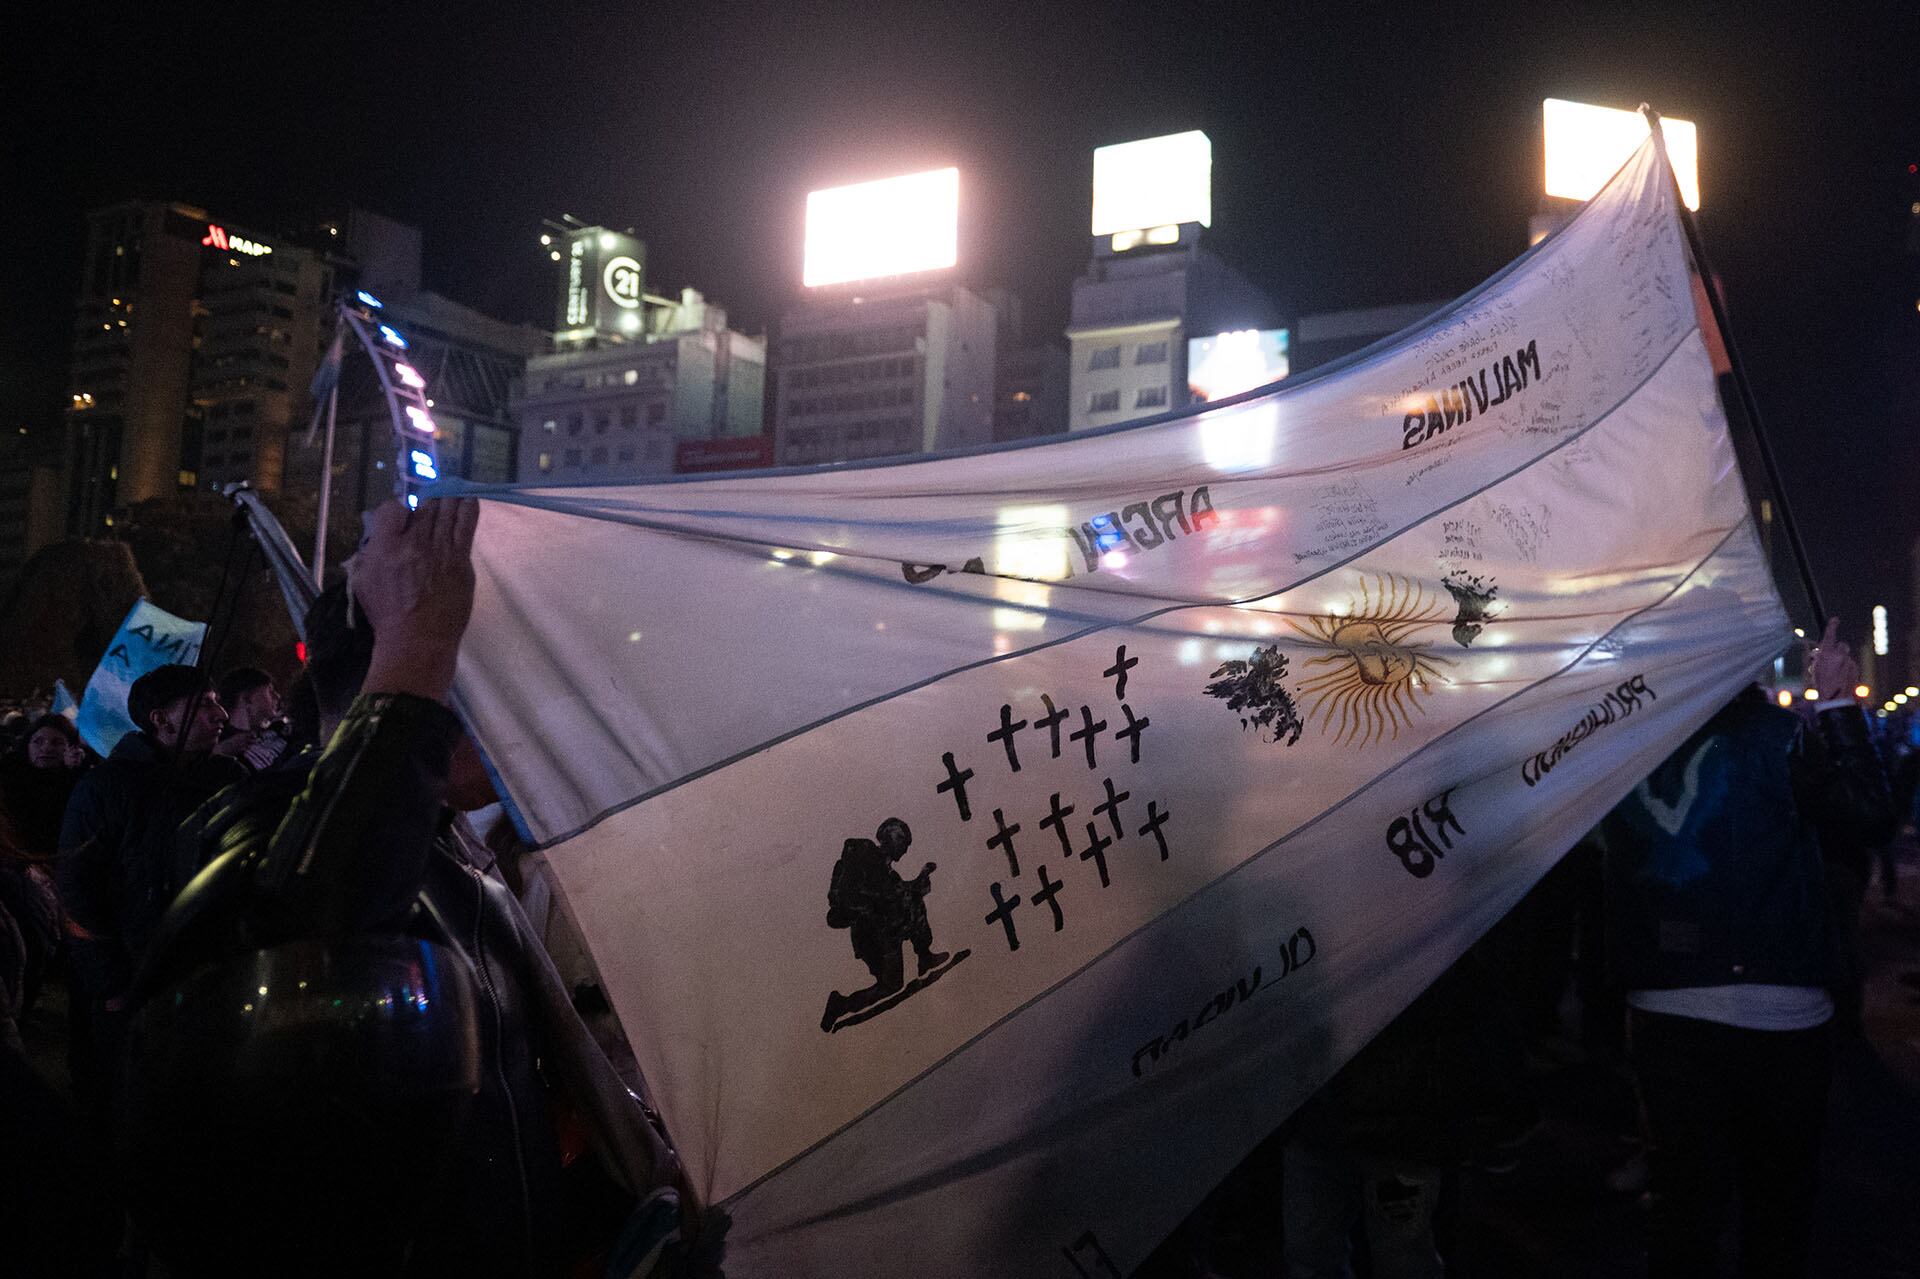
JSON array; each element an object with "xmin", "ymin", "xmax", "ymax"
[
  {"xmin": 1091, "ymin": 131, "xmax": 1212, "ymax": 239},
  {"xmin": 201, "ymin": 224, "xmax": 272, "ymax": 256},
  {"xmin": 803, "ymin": 167, "xmax": 959, "ymax": 288},
  {"xmin": 1543, "ymin": 99, "xmax": 1700, "ymax": 210},
  {"xmin": 1188, "ymin": 329, "xmax": 1289, "ymax": 403}
]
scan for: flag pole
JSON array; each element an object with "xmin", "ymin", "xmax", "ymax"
[
  {"xmin": 1640, "ymin": 104, "xmax": 1826, "ymax": 628},
  {"xmin": 313, "ymin": 378, "xmax": 338, "ymax": 586}
]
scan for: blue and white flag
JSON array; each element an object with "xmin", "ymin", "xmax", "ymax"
[
  {"xmin": 76, "ymin": 600, "xmax": 206, "ymax": 755},
  {"xmin": 447, "ymin": 134, "xmax": 1787, "ymax": 1277}
]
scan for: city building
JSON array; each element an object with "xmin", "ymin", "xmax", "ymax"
[
  {"xmin": 1288, "ymin": 301, "xmax": 1447, "ymax": 375},
  {"xmin": 773, "ymin": 167, "xmax": 997, "ymax": 465},
  {"xmin": 0, "ymin": 425, "xmax": 62, "ymax": 596},
  {"xmin": 60, "ymin": 201, "xmax": 312, "ymax": 533},
  {"xmin": 774, "ymin": 285, "xmax": 997, "ymax": 464},
  {"xmin": 982, "ymin": 288, "xmax": 1067, "ymax": 444},
  {"xmin": 48, "ymin": 197, "xmax": 550, "ymax": 582},
  {"xmin": 190, "ymin": 226, "xmax": 331, "ymax": 497},
  {"xmin": 515, "ymin": 225, "xmax": 766, "ymax": 482},
  {"xmin": 1066, "ymin": 132, "xmax": 1281, "ymax": 432},
  {"xmin": 993, "ymin": 341, "xmax": 1069, "ymax": 443}
]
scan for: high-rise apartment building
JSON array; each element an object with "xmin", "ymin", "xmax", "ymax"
[
  {"xmin": 1065, "ymin": 227, "xmax": 1279, "ymax": 432},
  {"xmin": 515, "ymin": 228, "xmax": 765, "ymax": 483},
  {"xmin": 773, "ymin": 284, "xmax": 996, "ymax": 465},
  {"xmin": 62, "ymin": 202, "xmax": 333, "ymax": 532}
]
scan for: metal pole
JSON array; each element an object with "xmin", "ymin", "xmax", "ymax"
[
  {"xmin": 1641, "ymin": 105, "xmax": 1827, "ymax": 627},
  {"xmin": 313, "ymin": 378, "xmax": 338, "ymax": 586}
]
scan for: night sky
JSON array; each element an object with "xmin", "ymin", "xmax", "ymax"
[{"xmin": 8, "ymin": 1, "xmax": 1916, "ymax": 649}]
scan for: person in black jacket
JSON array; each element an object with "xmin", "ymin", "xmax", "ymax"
[
  {"xmin": 123, "ymin": 498, "xmax": 709, "ymax": 1277},
  {"xmin": 1597, "ymin": 617, "xmax": 1893, "ymax": 1279},
  {"xmin": 54, "ymin": 664, "xmax": 246, "ymax": 1125}
]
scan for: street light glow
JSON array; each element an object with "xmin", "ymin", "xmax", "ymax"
[
  {"xmin": 1873, "ymin": 605, "xmax": 1889, "ymax": 656},
  {"xmin": 1543, "ymin": 98, "xmax": 1700, "ymax": 210}
]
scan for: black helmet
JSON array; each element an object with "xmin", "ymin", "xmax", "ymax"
[{"xmin": 122, "ymin": 931, "xmax": 484, "ymax": 1275}]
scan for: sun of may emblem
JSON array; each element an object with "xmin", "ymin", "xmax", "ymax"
[{"xmin": 1290, "ymin": 574, "xmax": 1453, "ymax": 746}]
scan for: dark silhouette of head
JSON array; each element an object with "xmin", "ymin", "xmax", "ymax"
[
  {"xmin": 127, "ymin": 665, "xmax": 224, "ymax": 751},
  {"xmin": 876, "ymin": 817, "xmax": 912, "ymax": 860},
  {"xmin": 216, "ymin": 666, "xmax": 279, "ymax": 732}
]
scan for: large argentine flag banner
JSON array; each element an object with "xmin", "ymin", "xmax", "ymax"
[{"xmin": 450, "ymin": 136, "xmax": 1787, "ymax": 1276}]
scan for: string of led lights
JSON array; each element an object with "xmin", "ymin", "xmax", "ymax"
[{"xmin": 332, "ymin": 289, "xmax": 441, "ymax": 510}]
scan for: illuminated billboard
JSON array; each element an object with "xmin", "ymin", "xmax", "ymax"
[
  {"xmin": 1543, "ymin": 98, "xmax": 1700, "ymax": 210},
  {"xmin": 1091, "ymin": 130, "xmax": 1212, "ymax": 237},
  {"xmin": 803, "ymin": 168, "xmax": 959, "ymax": 288},
  {"xmin": 556, "ymin": 227, "xmax": 647, "ymax": 336},
  {"xmin": 1187, "ymin": 329, "xmax": 1289, "ymax": 403}
]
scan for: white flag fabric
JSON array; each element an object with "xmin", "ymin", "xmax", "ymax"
[
  {"xmin": 448, "ymin": 135, "xmax": 1788, "ymax": 1277},
  {"xmin": 76, "ymin": 599, "xmax": 207, "ymax": 756}
]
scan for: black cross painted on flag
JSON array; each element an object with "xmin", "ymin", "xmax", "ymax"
[
  {"xmin": 1103, "ymin": 644, "xmax": 1139, "ymax": 700},
  {"xmin": 1139, "ymin": 800, "xmax": 1172, "ymax": 861},
  {"xmin": 1035, "ymin": 694, "xmax": 1069, "ymax": 759},
  {"xmin": 987, "ymin": 807, "xmax": 1023, "ymax": 878},
  {"xmin": 1031, "ymin": 863, "xmax": 1066, "ymax": 931},
  {"xmin": 1070, "ymin": 705, "xmax": 1108, "ymax": 770},
  {"xmin": 984, "ymin": 881, "xmax": 1023, "ymax": 951},
  {"xmin": 1040, "ymin": 791, "xmax": 1076, "ymax": 856},
  {"xmin": 1079, "ymin": 822, "xmax": 1114, "ymax": 888},
  {"xmin": 1113, "ymin": 702, "xmax": 1150, "ymax": 764},
  {"xmin": 987, "ymin": 703, "xmax": 1028, "ymax": 772},
  {"xmin": 1093, "ymin": 776, "xmax": 1131, "ymax": 840},
  {"xmin": 937, "ymin": 751, "xmax": 975, "ymax": 821}
]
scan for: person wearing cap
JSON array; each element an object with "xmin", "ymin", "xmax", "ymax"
[{"xmin": 54, "ymin": 664, "xmax": 249, "ymax": 1122}]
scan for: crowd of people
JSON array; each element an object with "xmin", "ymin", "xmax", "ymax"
[{"xmin": 0, "ymin": 500, "xmax": 1911, "ymax": 1277}]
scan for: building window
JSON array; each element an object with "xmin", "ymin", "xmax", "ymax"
[
  {"xmin": 617, "ymin": 447, "xmax": 635, "ymax": 463},
  {"xmin": 567, "ymin": 413, "xmax": 583, "ymax": 436},
  {"xmin": 542, "ymin": 419, "xmax": 557, "ymax": 433},
  {"xmin": 620, "ymin": 405, "xmax": 639, "ymax": 429},
  {"xmin": 647, "ymin": 402, "xmax": 666, "ymax": 425},
  {"xmin": 594, "ymin": 413, "xmax": 610, "ymax": 435},
  {"xmin": 645, "ymin": 438, "xmax": 664, "ymax": 460},
  {"xmin": 1135, "ymin": 385, "xmax": 1168, "ymax": 409},
  {"xmin": 1089, "ymin": 389, "xmax": 1122, "ymax": 414},
  {"xmin": 538, "ymin": 452, "xmax": 553, "ymax": 473},
  {"xmin": 590, "ymin": 446, "xmax": 608, "ymax": 464},
  {"xmin": 1088, "ymin": 345, "xmax": 1121, "ymax": 371},
  {"xmin": 563, "ymin": 448, "xmax": 582, "ymax": 467},
  {"xmin": 1135, "ymin": 340, "xmax": 1168, "ymax": 365}
]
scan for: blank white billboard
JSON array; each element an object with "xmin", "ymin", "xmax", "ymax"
[
  {"xmin": 804, "ymin": 168, "xmax": 960, "ymax": 288},
  {"xmin": 1092, "ymin": 131, "xmax": 1212, "ymax": 237},
  {"xmin": 1543, "ymin": 99, "xmax": 1699, "ymax": 210}
]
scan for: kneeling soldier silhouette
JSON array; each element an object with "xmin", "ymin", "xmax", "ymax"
[{"xmin": 821, "ymin": 818, "xmax": 950, "ymax": 1031}]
